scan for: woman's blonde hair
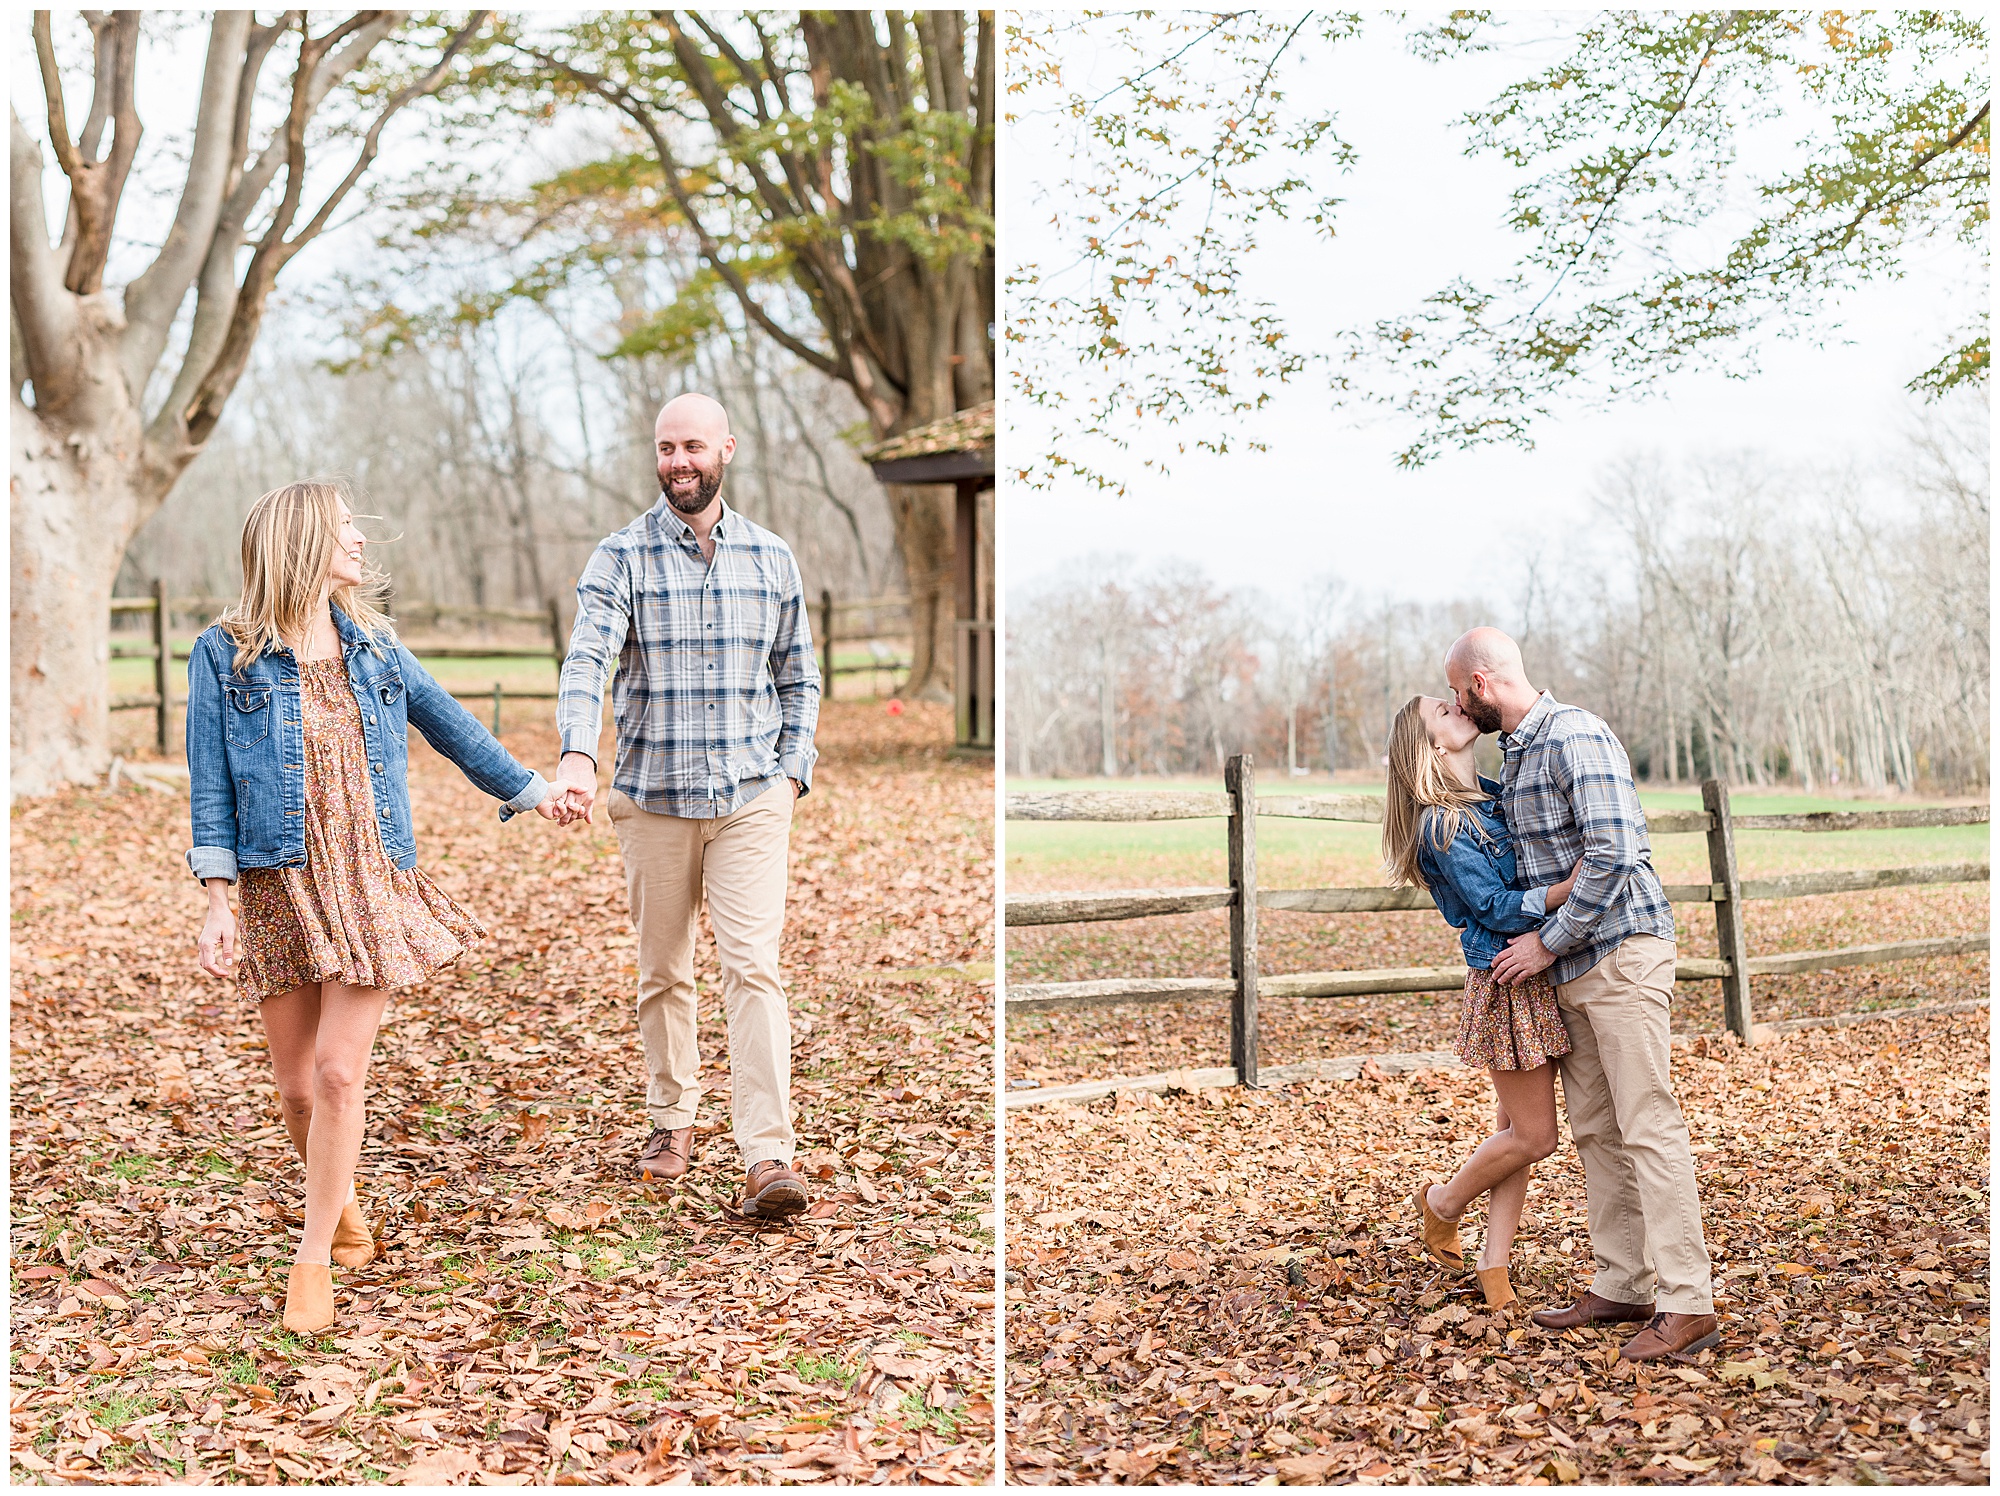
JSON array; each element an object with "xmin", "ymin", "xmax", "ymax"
[
  {"xmin": 217, "ymin": 479, "xmax": 392, "ymax": 671},
  {"xmin": 1381, "ymin": 695, "xmax": 1494, "ymax": 890}
]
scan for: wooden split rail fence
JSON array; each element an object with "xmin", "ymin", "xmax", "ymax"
[
  {"xmin": 110, "ymin": 587, "xmax": 912, "ymax": 748},
  {"xmin": 1005, "ymin": 754, "xmax": 1989, "ymax": 1091}
]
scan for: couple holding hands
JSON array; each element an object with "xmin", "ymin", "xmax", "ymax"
[
  {"xmin": 186, "ymin": 395, "xmax": 820, "ymax": 1334},
  {"xmin": 1382, "ymin": 628, "xmax": 1721, "ymax": 1365}
]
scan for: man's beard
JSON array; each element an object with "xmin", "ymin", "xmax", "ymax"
[
  {"xmin": 1461, "ymin": 690, "xmax": 1503, "ymax": 734},
  {"xmin": 662, "ymin": 462, "xmax": 723, "ymax": 514}
]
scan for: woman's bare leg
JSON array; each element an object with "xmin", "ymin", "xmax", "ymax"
[
  {"xmin": 259, "ymin": 984, "xmax": 324, "ymax": 1166},
  {"xmin": 298, "ymin": 981, "xmax": 389, "ymax": 1265},
  {"xmin": 1479, "ymin": 1094, "xmax": 1533, "ymax": 1271},
  {"xmin": 1427, "ymin": 1064, "xmax": 1560, "ymax": 1224}
]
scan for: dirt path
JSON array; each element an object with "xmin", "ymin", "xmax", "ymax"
[
  {"xmin": 11, "ymin": 702, "xmax": 995, "ymax": 1485},
  {"xmin": 1005, "ymin": 1011, "xmax": 1989, "ymax": 1485}
]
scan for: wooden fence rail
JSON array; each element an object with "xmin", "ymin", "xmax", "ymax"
[
  {"xmin": 110, "ymin": 588, "xmax": 912, "ymax": 741},
  {"xmin": 1005, "ymin": 757, "xmax": 1988, "ymax": 1089}
]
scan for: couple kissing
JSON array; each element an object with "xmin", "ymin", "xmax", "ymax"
[
  {"xmin": 186, "ymin": 393, "xmax": 820, "ymax": 1334},
  {"xmin": 1383, "ymin": 627, "xmax": 1720, "ymax": 1365}
]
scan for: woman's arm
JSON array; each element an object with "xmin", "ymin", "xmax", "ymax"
[
  {"xmin": 184, "ymin": 633, "xmax": 241, "ymax": 884},
  {"xmin": 1541, "ymin": 859, "xmax": 1584, "ymax": 911},
  {"xmin": 1433, "ymin": 820, "xmax": 1545, "ymax": 934},
  {"xmin": 395, "ymin": 643, "xmax": 552, "ymax": 818}
]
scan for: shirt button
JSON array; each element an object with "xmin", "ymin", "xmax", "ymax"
[{"xmin": 373, "ymin": 764, "xmax": 383, "ymax": 773}]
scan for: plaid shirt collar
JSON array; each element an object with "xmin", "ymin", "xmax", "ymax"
[
  {"xmin": 648, "ymin": 493, "xmax": 736, "ymax": 551},
  {"xmin": 1500, "ymin": 689, "xmax": 1558, "ymax": 755}
]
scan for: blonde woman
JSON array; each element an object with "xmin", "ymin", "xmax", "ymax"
[
  {"xmin": 1381, "ymin": 695, "xmax": 1579, "ymax": 1309},
  {"xmin": 185, "ymin": 481, "xmax": 580, "ymax": 1333}
]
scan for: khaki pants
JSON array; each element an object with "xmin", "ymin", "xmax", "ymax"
[
  {"xmin": 1555, "ymin": 933, "xmax": 1714, "ymax": 1314},
  {"xmin": 608, "ymin": 784, "xmax": 795, "ymax": 1168}
]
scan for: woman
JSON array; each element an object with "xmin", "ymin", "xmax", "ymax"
[
  {"xmin": 1381, "ymin": 694, "xmax": 1579, "ymax": 1311},
  {"xmin": 187, "ymin": 480, "xmax": 578, "ymax": 1334}
]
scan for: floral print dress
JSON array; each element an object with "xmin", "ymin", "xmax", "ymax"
[{"xmin": 235, "ymin": 658, "xmax": 482, "ymax": 1002}]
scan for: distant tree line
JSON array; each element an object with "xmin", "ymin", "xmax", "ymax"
[
  {"xmin": 118, "ymin": 304, "xmax": 898, "ymax": 626},
  {"xmin": 1008, "ymin": 415, "xmax": 1988, "ymax": 793}
]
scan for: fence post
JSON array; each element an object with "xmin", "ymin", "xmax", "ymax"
[
  {"xmin": 1702, "ymin": 777, "xmax": 1754, "ymax": 1041},
  {"xmin": 1226, "ymin": 753, "xmax": 1260, "ymax": 1087},
  {"xmin": 820, "ymin": 588, "xmax": 835, "ymax": 702},
  {"xmin": 152, "ymin": 578, "xmax": 170, "ymax": 755},
  {"xmin": 492, "ymin": 682, "xmax": 503, "ymax": 736},
  {"xmin": 547, "ymin": 596, "xmax": 566, "ymax": 659}
]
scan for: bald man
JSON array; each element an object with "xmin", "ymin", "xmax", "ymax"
[
  {"xmin": 554, "ymin": 393, "xmax": 821, "ymax": 1219},
  {"xmin": 1444, "ymin": 627, "xmax": 1717, "ymax": 1364}
]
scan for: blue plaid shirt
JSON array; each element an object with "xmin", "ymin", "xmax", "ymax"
[
  {"xmin": 558, "ymin": 496, "xmax": 820, "ymax": 818},
  {"xmin": 1499, "ymin": 691, "xmax": 1675, "ymax": 984}
]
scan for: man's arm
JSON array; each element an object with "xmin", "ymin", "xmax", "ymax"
[
  {"xmin": 554, "ymin": 542, "xmax": 632, "ymax": 817},
  {"xmin": 768, "ymin": 549, "xmax": 821, "ymax": 797},
  {"xmin": 1535, "ymin": 720, "xmax": 1644, "ymax": 957}
]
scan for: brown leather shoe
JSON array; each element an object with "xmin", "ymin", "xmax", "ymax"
[
  {"xmin": 742, "ymin": 1160, "xmax": 809, "ymax": 1219},
  {"xmin": 1620, "ymin": 1311, "xmax": 1721, "ymax": 1363},
  {"xmin": 636, "ymin": 1125, "xmax": 696, "ymax": 1181},
  {"xmin": 1531, "ymin": 1290, "xmax": 1656, "ymax": 1330}
]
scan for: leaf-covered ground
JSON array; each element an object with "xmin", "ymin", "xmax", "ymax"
[
  {"xmin": 12, "ymin": 700, "xmax": 995, "ymax": 1485},
  {"xmin": 1005, "ymin": 1011, "xmax": 1990, "ymax": 1485}
]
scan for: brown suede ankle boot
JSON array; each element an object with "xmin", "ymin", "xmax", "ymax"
[
  {"xmin": 282, "ymin": 1262, "xmax": 335, "ymax": 1334},
  {"xmin": 330, "ymin": 1194, "xmax": 375, "ymax": 1269},
  {"xmin": 1476, "ymin": 1265, "xmax": 1516, "ymax": 1310}
]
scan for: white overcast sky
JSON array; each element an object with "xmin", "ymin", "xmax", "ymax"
[{"xmin": 998, "ymin": 16, "xmax": 1982, "ymax": 607}]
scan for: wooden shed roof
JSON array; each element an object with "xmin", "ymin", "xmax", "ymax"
[{"xmin": 860, "ymin": 401, "xmax": 995, "ymax": 465}]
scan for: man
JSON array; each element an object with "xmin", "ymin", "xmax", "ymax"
[
  {"xmin": 554, "ymin": 392, "xmax": 821, "ymax": 1219},
  {"xmin": 1444, "ymin": 626, "xmax": 1719, "ymax": 1364}
]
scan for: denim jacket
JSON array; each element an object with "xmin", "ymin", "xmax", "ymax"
[
  {"xmin": 185, "ymin": 607, "xmax": 549, "ymax": 884},
  {"xmin": 1416, "ymin": 777, "xmax": 1549, "ymax": 970}
]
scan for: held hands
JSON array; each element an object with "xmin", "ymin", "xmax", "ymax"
[
  {"xmin": 533, "ymin": 784, "xmax": 591, "ymax": 827},
  {"xmin": 551, "ymin": 751, "xmax": 599, "ymax": 824}
]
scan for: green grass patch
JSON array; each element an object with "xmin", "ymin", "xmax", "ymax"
[
  {"xmin": 895, "ymin": 1389, "xmax": 960, "ymax": 1438},
  {"xmin": 108, "ymin": 1156, "xmax": 157, "ymax": 1181},
  {"xmin": 786, "ymin": 1352, "xmax": 856, "ymax": 1389},
  {"xmin": 87, "ymin": 1388, "xmax": 158, "ymax": 1429}
]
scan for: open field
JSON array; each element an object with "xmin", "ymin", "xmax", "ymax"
[
  {"xmin": 1005, "ymin": 1010, "xmax": 1991, "ymax": 1485},
  {"xmin": 13, "ymin": 700, "xmax": 995, "ymax": 1485},
  {"xmin": 1004, "ymin": 781, "xmax": 1988, "ymax": 1087}
]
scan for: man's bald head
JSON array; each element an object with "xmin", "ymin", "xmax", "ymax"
[
  {"xmin": 654, "ymin": 393, "xmax": 735, "ymax": 516},
  {"xmin": 1444, "ymin": 627, "xmax": 1538, "ymax": 735},
  {"xmin": 656, "ymin": 392, "xmax": 730, "ymax": 440},
  {"xmin": 1446, "ymin": 627, "xmax": 1524, "ymax": 684}
]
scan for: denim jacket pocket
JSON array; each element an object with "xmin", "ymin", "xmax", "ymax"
[
  {"xmin": 373, "ymin": 673, "xmax": 406, "ymax": 707},
  {"xmin": 224, "ymin": 682, "xmax": 273, "ymax": 747}
]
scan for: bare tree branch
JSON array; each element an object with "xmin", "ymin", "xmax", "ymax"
[
  {"xmin": 8, "ymin": 108, "xmax": 78, "ymax": 398},
  {"xmin": 171, "ymin": 12, "xmax": 489, "ymax": 453},
  {"xmin": 119, "ymin": 10, "xmax": 254, "ymax": 391}
]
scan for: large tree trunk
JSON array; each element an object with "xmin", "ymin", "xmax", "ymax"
[
  {"xmin": 11, "ymin": 378, "xmax": 163, "ymax": 795},
  {"xmin": 886, "ymin": 482, "xmax": 955, "ymax": 704}
]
